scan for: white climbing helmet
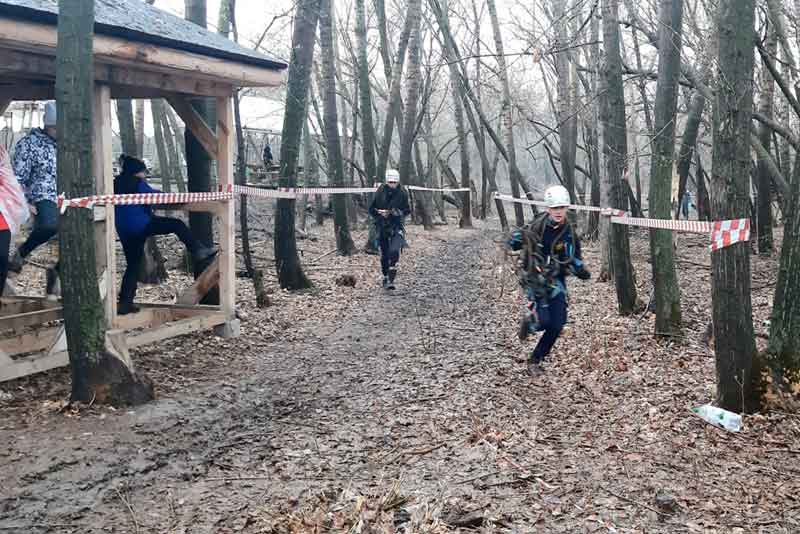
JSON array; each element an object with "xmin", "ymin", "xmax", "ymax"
[
  {"xmin": 544, "ymin": 185, "xmax": 570, "ymax": 208},
  {"xmin": 385, "ymin": 169, "xmax": 400, "ymax": 183}
]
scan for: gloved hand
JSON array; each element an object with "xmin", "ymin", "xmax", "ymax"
[{"xmin": 573, "ymin": 265, "xmax": 591, "ymax": 280}]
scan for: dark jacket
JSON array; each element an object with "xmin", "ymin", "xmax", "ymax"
[
  {"xmin": 509, "ymin": 214, "xmax": 586, "ymax": 297},
  {"xmin": 369, "ymin": 185, "xmax": 410, "ymax": 237},
  {"xmin": 113, "ymin": 173, "xmax": 159, "ymax": 240}
]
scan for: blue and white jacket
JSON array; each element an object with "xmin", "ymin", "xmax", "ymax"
[{"xmin": 12, "ymin": 128, "xmax": 57, "ymax": 204}]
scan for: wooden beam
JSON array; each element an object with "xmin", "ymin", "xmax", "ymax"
[
  {"xmin": 93, "ymin": 84, "xmax": 116, "ymax": 321},
  {"xmin": 176, "ymin": 256, "xmax": 220, "ymax": 306},
  {"xmin": 112, "ymin": 307, "xmax": 173, "ymax": 331},
  {"xmin": 0, "ymin": 326, "xmax": 62, "ymax": 356},
  {"xmin": 0, "ymin": 297, "xmax": 60, "ymax": 316},
  {"xmin": 0, "ymin": 19, "xmax": 285, "ymax": 88},
  {"xmin": 0, "ymin": 48, "xmax": 234, "ymax": 98},
  {"xmin": 166, "ymin": 96, "xmax": 219, "ymax": 159},
  {"xmin": 0, "ymin": 307, "xmax": 63, "ymax": 331},
  {"xmin": 0, "ymin": 349, "xmax": 68, "ymax": 383},
  {"xmin": 216, "ymin": 96, "xmax": 236, "ymax": 320},
  {"xmin": 124, "ymin": 313, "xmax": 227, "ymax": 348}
]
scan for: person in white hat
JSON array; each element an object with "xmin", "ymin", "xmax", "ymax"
[
  {"xmin": 507, "ymin": 184, "xmax": 591, "ymax": 377},
  {"xmin": 8, "ymin": 101, "xmax": 60, "ymax": 295},
  {"xmin": 368, "ymin": 169, "xmax": 410, "ymax": 289}
]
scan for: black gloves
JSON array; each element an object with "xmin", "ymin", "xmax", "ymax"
[{"xmin": 573, "ymin": 265, "xmax": 591, "ymax": 280}]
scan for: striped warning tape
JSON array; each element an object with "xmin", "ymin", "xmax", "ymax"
[
  {"xmin": 58, "ymin": 189, "xmax": 235, "ymax": 212},
  {"xmin": 407, "ymin": 185, "xmax": 471, "ymax": 192},
  {"xmin": 494, "ymin": 192, "xmax": 750, "ymax": 251}
]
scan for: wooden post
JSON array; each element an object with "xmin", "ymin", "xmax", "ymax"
[
  {"xmin": 215, "ymin": 95, "xmax": 238, "ymax": 337},
  {"xmin": 93, "ymin": 84, "xmax": 116, "ymax": 323}
]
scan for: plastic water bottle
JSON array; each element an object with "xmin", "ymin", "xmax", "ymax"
[{"xmin": 692, "ymin": 404, "xmax": 742, "ymax": 432}]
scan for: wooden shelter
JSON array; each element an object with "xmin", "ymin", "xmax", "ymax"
[{"xmin": 0, "ymin": 0, "xmax": 287, "ymax": 382}]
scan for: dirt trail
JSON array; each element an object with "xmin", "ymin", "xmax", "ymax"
[{"xmin": 1, "ymin": 224, "xmax": 798, "ymax": 533}]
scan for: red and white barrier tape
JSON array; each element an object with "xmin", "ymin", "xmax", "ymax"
[
  {"xmin": 494, "ymin": 192, "xmax": 750, "ymax": 251},
  {"xmin": 710, "ymin": 218, "xmax": 751, "ymax": 252},
  {"xmin": 407, "ymin": 185, "xmax": 471, "ymax": 192},
  {"xmin": 58, "ymin": 189, "xmax": 235, "ymax": 212}
]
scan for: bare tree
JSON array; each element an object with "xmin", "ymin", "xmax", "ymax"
[
  {"xmin": 600, "ymin": 0, "xmax": 638, "ymax": 314},
  {"xmin": 710, "ymin": 0, "xmax": 759, "ymax": 413},
  {"xmin": 56, "ymin": 0, "xmax": 152, "ymax": 405},
  {"xmin": 320, "ymin": 0, "xmax": 356, "ymax": 254},
  {"xmin": 648, "ymin": 0, "xmax": 683, "ymax": 336}
]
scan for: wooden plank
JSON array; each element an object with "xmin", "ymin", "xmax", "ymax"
[
  {"xmin": 0, "ymin": 49, "xmax": 234, "ymax": 98},
  {"xmin": 216, "ymin": 96, "xmax": 236, "ymax": 320},
  {"xmin": 176, "ymin": 257, "xmax": 220, "ymax": 306},
  {"xmin": 93, "ymin": 84, "xmax": 116, "ymax": 322},
  {"xmin": 0, "ymin": 20, "xmax": 284, "ymax": 88},
  {"xmin": 125, "ymin": 313, "xmax": 227, "ymax": 348},
  {"xmin": 0, "ymin": 350, "xmax": 68, "ymax": 383},
  {"xmin": 0, "ymin": 326, "xmax": 62, "ymax": 356},
  {"xmin": 111, "ymin": 308, "xmax": 172, "ymax": 331},
  {"xmin": 0, "ymin": 298, "xmax": 60, "ymax": 316},
  {"xmin": 166, "ymin": 96, "xmax": 219, "ymax": 159},
  {"xmin": 181, "ymin": 201, "xmax": 225, "ymax": 214},
  {"xmin": 0, "ymin": 308, "xmax": 63, "ymax": 331}
]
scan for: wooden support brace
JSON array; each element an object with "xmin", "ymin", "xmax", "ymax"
[
  {"xmin": 166, "ymin": 96, "xmax": 219, "ymax": 159},
  {"xmin": 176, "ymin": 256, "xmax": 220, "ymax": 306}
]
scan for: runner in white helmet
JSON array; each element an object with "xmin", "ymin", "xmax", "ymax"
[{"xmin": 507, "ymin": 185, "xmax": 591, "ymax": 377}]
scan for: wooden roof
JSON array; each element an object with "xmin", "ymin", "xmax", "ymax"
[{"xmin": 0, "ymin": 0, "xmax": 287, "ymax": 99}]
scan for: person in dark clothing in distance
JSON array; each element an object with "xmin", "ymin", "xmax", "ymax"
[
  {"xmin": 368, "ymin": 169, "xmax": 410, "ymax": 290},
  {"xmin": 114, "ymin": 155, "xmax": 216, "ymax": 315},
  {"xmin": 508, "ymin": 185, "xmax": 591, "ymax": 377},
  {"xmin": 262, "ymin": 143, "xmax": 273, "ymax": 168}
]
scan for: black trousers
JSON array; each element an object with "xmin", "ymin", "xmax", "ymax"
[
  {"xmin": 119, "ymin": 216, "xmax": 200, "ymax": 306},
  {"xmin": 379, "ymin": 235, "xmax": 400, "ymax": 278}
]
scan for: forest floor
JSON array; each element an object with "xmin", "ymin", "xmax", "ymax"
[{"xmin": 1, "ymin": 213, "xmax": 799, "ymax": 533}]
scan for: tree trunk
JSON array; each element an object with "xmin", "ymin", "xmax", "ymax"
[
  {"xmin": 451, "ymin": 64, "xmax": 471, "ymax": 228},
  {"xmin": 766, "ymin": 118, "xmax": 800, "ymax": 398},
  {"xmin": 357, "ymin": 0, "xmax": 379, "ymax": 252},
  {"xmin": 184, "ymin": 0, "xmax": 218, "ymax": 303},
  {"xmin": 430, "ymin": 0, "xmax": 509, "ymax": 229},
  {"xmin": 755, "ymin": 29, "xmax": 777, "ymax": 255},
  {"xmin": 151, "ymin": 99, "xmax": 171, "ymax": 191},
  {"xmin": 135, "ymin": 100, "xmax": 145, "ymax": 158},
  {"xmin": 648, "ymin": 0, "xmax": 683, "ymax": 336},
  {"xmin": 710, "ymin": 0, "xmax": 759, "ymax": 413},
  {"xmin": 676, "ymin": 89, "xmax": 707, "ymax": 216},
  {"xmin": 274, "ymin": 0, "xmax": 317, "ymax": 287},
  {"xmin": 553, "ymin": 0, "xmax": 579, "ymax": 212},
  {"xmin": 56, "ymin": 0, "xmax": 152, "ymax": 406},
  {"xmin": 488, "ymin": 0, "xmax": 523, "ymax": 227},
  {"xmin": 471, "ymin": 0, "xmax": 488, "ymax": 220},
  {"xmin": 116, "ymin": 99, "xmax": 137, "ymax": 156},
  {"xmin": 165, "ymin": 108, "xmax": 187, "ymax": 191},
  {"xmin": 376, "ymin": 1, "xmax": 414, "ymax": 185},
  {"xmin": 398, "ymin": 0, "xmax": 432, "ymax": 229},
  {"xmin": 320, "ymin": 0, "xmax": 356, "ymax": 254},
  {"xmin": 600, "ymin": 0, "xmax": 638, "ymax": 314}
]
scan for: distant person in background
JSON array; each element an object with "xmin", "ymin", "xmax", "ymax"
[
  {"xmin": 369, "ymin": 169, "xmax": 410, "ymax": 290},
  {"xmin": 262, "ymin": 143, "xmax": 274, "ymax": 168},
  {"xmin": 8, "ymin": 101, "xmax": 60, "ymax": 295},
  {"xmin": 680, "ymin": 190, "xmax": 694, "ymax": 219},
  {"xmin": 114, "ymin": 155, "xmax": 216, "ymax": 315}
]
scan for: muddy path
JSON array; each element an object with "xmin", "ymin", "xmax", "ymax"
[{"xmin": 1, "ymin": 224, "xmax": 799, "ymax": 533}]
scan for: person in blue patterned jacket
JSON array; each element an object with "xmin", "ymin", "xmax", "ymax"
[{"xmin": 8, "ymin": 102, "xmax": 60, "ymax": 294}]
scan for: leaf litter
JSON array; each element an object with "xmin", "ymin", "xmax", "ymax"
[{"xmin": 0, "ymin": 215, "xmax": 798, "ymax": 533}]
